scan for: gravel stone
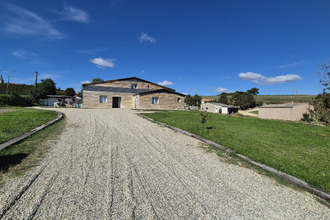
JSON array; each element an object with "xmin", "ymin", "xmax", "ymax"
[{"xmin": 0, "ymin": 109, "xmax": 329, "ymax": 219}]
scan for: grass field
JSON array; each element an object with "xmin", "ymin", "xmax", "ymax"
[
  {"xmin": 142, "ymin": 110, "xmax": 330, "ymax": 192},
  {"xmin": 255, "ymin": 95, "xmax": 315, "ymax": 104},
  {"xmin": 202, "ymin": 95, "xmax": 316, "ymax": 104},
  {"xmin": 0, "ymin": 107, "xmax": 58, "ymax": 144},
  {"xmin": 0, "ymin": 114, "xmax": 65, "ymax": 186}
]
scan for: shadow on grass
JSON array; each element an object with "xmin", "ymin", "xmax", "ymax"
[{"xmin": 0, "ymin": 154, "xmax": 28, "ymax": 171}]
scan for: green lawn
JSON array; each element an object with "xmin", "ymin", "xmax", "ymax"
[
  {"xmin": 0, "ymin": 107, "xmax": 58, "ymax": 144},
  {"xmin": 142, "ymin": 111, "xmax": 330, "ymax": 192},
  {"xmin": 0, "ymin": 113, "xmax": 65, "ymax": 186}
]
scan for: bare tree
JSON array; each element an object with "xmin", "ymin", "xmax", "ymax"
[{"xmin": 317, "ymin": 60, "xmax": 330, "ymax": 92}]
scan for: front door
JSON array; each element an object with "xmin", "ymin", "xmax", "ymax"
[{"xmin": 112, "ymin": 97, "xmax": 121, "ymax": 108}]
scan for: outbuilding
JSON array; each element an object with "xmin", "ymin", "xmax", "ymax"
[
  {"xmin": 201, "ymin": 102, "xmax": 238, "ymax": 114},
  {"xmin": 42, "ymin": 95, "xmax": 75, "ymax": 107},
  {"xmin": 258, "ymin": 103, "xmax": 310, "ymax": 121}
]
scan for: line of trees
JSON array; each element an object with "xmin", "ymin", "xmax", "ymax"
[
  {"xmin": 215, "ymin": 87, "xmax": 260, "ymax": 109},
  {"xmin": 184, "ymin": 94, "xmax": 202, "ymax": 106}
]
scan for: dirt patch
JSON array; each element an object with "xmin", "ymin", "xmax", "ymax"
[{"xmin": 0, "ymin": 109, "xmax": 16, "ymax": 114}]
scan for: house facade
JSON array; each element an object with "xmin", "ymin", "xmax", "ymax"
[{"xmin": 82, "ymin": 77, "xmax": 185, "ymax": 109}]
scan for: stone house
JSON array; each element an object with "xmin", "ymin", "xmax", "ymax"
[{"xmin": 82, "ymin": 77, "xmax": 185, "ymax": 109}]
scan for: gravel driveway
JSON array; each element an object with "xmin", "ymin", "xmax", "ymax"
[{"xmin": 0, "ymin": 109, "xmax": 329, "ymax": 219}]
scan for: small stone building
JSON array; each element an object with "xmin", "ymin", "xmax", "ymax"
[
  {"xmin": 201, "ymin": 102, "xmax": 238, "ymax": 114},
  {"xmin": 82, "ymin": 77, "xmax": 185, "ymax": 109},
  {"xmin": 258, "ymin": 103, "xmax": 310, "ymax": 121}
]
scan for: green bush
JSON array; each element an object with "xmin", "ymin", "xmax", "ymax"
[
  {"xmin": 0, "ymin": 94, "xmax": 33, "ymax": 107},
  {"xmin": 0, "ymin": 83, "xmax": 34, "ymax": 95},
  {"xmin": 301, "ymin": 113, "xmax": 312, "ymax": 122}
]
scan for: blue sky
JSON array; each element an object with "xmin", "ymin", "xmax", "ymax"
[{"xmin": 0, "ymin": 0, "xmax": 329, "ymax": 95}]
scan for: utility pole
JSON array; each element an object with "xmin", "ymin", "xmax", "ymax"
[
  {"xmin": 35, "ymin": 71, "xmax": 38, "ymax": 87},
  {"xmin": 6, "ymin": 76, "xmax": 10, "ymax": 94}
]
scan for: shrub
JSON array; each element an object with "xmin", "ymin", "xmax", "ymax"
[
  {"xmin": 310, "ymin": 92, "xmax": 330, "ymax": 123},
  {"xmin": 301, "ymin": 113, "xmax": 312, "ymax": 122},
  {"xmin": 0, "ymin": 94, "xmax": 33, "ymax": 107},
  {"xmin": 200, "ymin": 111, "xmax": 209, "ymax": 126}
]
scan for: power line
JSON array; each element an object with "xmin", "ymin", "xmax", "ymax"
[{"xmin": 0, "ymin": 69, "xmax": 35, "ymax": 74}]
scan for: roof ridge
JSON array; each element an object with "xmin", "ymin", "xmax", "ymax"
[{"xmin": 83, "ymin": 76, "xmax": 176, "ymax": 91}]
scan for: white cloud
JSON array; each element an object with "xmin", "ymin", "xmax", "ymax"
[
  {"xmin": 55, "ymin": 4, "xmax": 89, "ymax": 23},
  {"xmin": 90, "ymin": 57, "xmax": 115, "ymax": 69},
  {"xmin": 139, "ymin": 32, "xmax": 156, "ymax": 43},
  {"xmin": 81, "ymin": 80, "xmax": 90, "ymax": 84},
  {"xmin": 215, "ymin": 87, "xmax": 234, "ymax": 93},
  {"xmin": 76, "ymin": 48, "xmax": 106, "ymax": 55},
  {"xmin": 239, "ymin": 72, "xmax": 264, "ymax": 83},
  {"xmin": 5, "ymin": 4, "xmax": 63, "ymax": 39},
  {"xmin": 11, "ymin": 50, "xmax": 36, "ymax": 59},
  {"xmin": 276, "ymin": 61, "xmax": 305, "ymax": 69},
  {"xmin": 39, "ymin": 73, "xmax": 62, "ymax": 80},
  {"xmin": 187, "ymin": 88, "xmax": 197, "ymax": 92},
  {"xmin": 239, "ymin": 72, "xmax": 302, "ymax": 85},
  {"xmin": 157, "ymin": 80, "xmax": 174, "ymax": 86}
]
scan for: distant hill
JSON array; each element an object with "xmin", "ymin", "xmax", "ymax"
[
  {"xmin": 202, "ymin": 95, "xmax": 316, "ymax": 104},
  {"xmin": 254, "ymin": 95, "xmax": 315, "ymax": 104},
  {"xmin": 0, "ymin": 83, "xmax": 34, "ymax": 95},
  {"xmin": 0, "ymin": 83, "xmax": 64, "ymax": 96}
]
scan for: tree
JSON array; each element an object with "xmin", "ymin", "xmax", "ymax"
[
  {"xmin": 184, "ymin": 94, "xmax": 202, "ymax": 106},
  {"xmin": 231, "ymin": 90, "xmax": 256, "ymax": 110},
  {"xmin": 200, "ymin": 111, "xmax": 209, "ymax": 128},
  {"xmin": 234, "ymin": 93, "xmax": 255, "ymax": 109},
  {"xmin": 38, "ymin": 78, "xmax": 56, "ymax": 98},
  {"xmin": 77, "ymin": 89, "xmax": 83, "ymax": 98},
  {"xmin": 64, "ymin": 88, "xmax": 76, "ymax": 96},
  {"xmin": 309, "ymin": 60, "xmax": 330, "ymax": 123},
  {"xmin": 317, "ymin": 61, "xmax": 330, "ymax": 92},
  {"xmin": 184, "ymin": 94, "xmax": 193, "ymax": 106},
  {"xmin": 193, "ymin": 94, "xmax": 202, "ymax": 107},
  {"xmin": 92, "ymin": 78, "xmax": 104, "ymax": 83},
  {"xmin": 310, "ymin": 92, "xmax": 330, "ymax": 123},
  {"xmin": 29, "ymin": 88, "xmax": 41, "ymax": 103},
  {"xmin": 218, "ymin": 93, "xmax": 228, "ymax": 104},
  {"xmin": 247, "ymin": 87, "xmax": 259, "ymax": 95}
]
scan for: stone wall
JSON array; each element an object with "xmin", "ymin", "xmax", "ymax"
[
  {"xmin": 138, "ymin": 92, "xmax": 185, "ymax": 109},
  {"xmin": 98, "ymin": 79, "xmax": 163, "ymax": 90},
  {"xmin": 83, "ymin": 91, "xmax": 135, "ymax": 108},
  {"xmin": 83, "ymin": 78, "xmax": 184, "ymax": 109}
]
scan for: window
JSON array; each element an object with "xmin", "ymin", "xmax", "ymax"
[
  {"xmin": 206, "ymin": 107, "xmax": 208, "ymax": 110},
  {"xmin": 99, "ymin": 96, "xmax": 107, "ymax": 103},
  {"xmin": 152, "ymin": 97, "xmax": 159, "ymax": 104},
  {"xmin": 131, "ymin": 83, "xmax": 138, "ymax": 89},
  {"xmin": 177, "ymin": 98, "xmax": 181, "ymax": 102}
]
